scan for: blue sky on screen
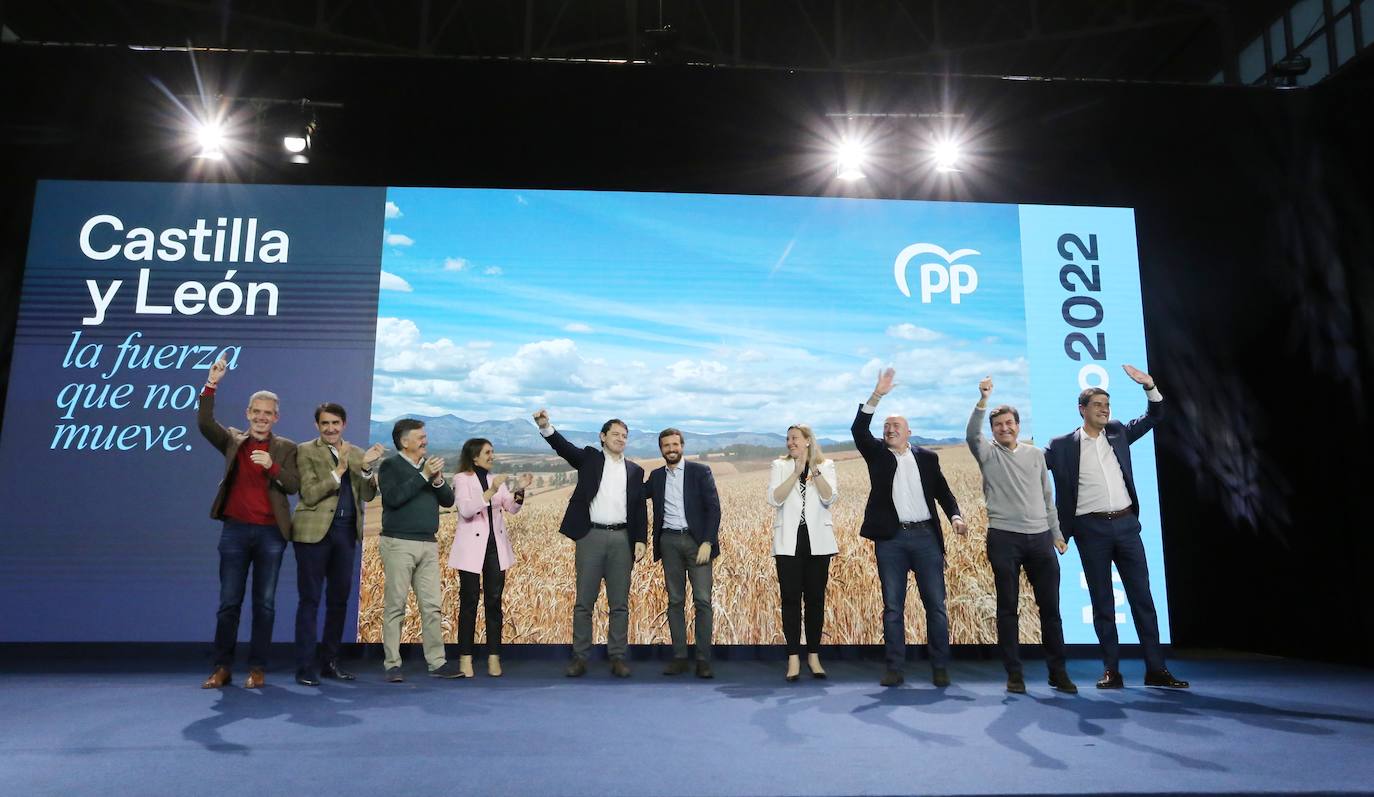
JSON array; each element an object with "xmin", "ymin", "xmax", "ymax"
[{"xmin": 373, "ymin": 187, "xmax": 1034, "ymax": 440}]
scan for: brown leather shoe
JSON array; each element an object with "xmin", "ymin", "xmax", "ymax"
[
  {"xmin": 610, "ymin": 658, "xmax": 632, "ymax": 678},
  {"xmin": 201, "ymin": 667, "xmax": 231, "ymax": 689},
  {"xmin": 244, "ymin": 668, "xmax": 266, "ymax": 689}
]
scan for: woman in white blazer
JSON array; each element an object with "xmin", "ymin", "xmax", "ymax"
[{"xmin": 767, "ymin": 424, "xmax": 838, "ymax": 681}]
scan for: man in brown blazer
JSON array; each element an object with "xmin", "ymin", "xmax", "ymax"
[
  {"xmin": 290, "ymin": 402, "xmax": 383, "ymax": 685},
  {"xmin": 197, "ymin": 357, "xmax": 299, "ymax": 690}
]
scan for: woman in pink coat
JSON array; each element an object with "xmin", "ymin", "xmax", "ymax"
[{"xmin": 447, "ymin": 437, "xmax": 532, "ymax": 677}]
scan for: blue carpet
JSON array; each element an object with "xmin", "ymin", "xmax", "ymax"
[{"xmin": 1, "ymin": 656, "xmax": 1371, "ymax": 796}]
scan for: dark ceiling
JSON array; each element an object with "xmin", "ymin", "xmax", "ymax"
[{"xmin": 0, "ymin": 0, "xmax": 1318, "ymax": 84}]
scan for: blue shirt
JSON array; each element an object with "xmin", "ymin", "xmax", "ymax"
[{"xmin": 663, "ymin": 464, "xmax": 688, "ymax": 530}]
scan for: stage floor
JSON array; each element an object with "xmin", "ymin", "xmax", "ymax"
[{"xmin": 2, "ymin": 654, "xmax": 1371, "ymax": 797}]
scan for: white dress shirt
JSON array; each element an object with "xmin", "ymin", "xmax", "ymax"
[
  {"xmin": 858, "ymin": 403, "xmax": 935, "ymax": 523},
  {"xmin": 892, "ymin": 449, "xmax": 933, "ymax": 523},
  {"xmin": 1075, "ymin": 387, "xmax": 1163, "ymax": 515},
  {"xmin": 1075, "ymin": 431, "xmax": 1133, "ymax": 514},
  {"xmin": 590, "ymin": 452, "xmax": 628, "ymax": 525}
]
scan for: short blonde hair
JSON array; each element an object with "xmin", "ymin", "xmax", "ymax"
[{"xmin": 782, "ymin": 424, "xmax": 824, "ymax": 469}]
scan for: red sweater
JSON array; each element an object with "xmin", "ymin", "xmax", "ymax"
[{"xmin": 223, "ymin": 435, "xmax": 282, "ymax": 527}]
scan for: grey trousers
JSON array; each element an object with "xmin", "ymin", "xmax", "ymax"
[
  {"xmin": 660, "ymin": 531, "xmax": 713, "ymax": 661},
  {"xmin": 573, "ymin": 527, "xmax": 632, "ymax": 660},
  {"xmin": 379, "ymin": 536, "xmax": 447, "ymax": 671}
]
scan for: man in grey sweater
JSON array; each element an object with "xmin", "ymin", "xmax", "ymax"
[{"xmin": 967, "ymin": 377, "xmax": 1076, "ymax": 695}]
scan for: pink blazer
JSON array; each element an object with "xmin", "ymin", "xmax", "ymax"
[{"xmin": 447, "ymin": 472, "xmax": 522, "ymax": 573}]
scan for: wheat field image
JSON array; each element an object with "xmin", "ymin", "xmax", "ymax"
[{"xmin": 357, "ymin": 445, "xmax": 1050, "ymax": 647}]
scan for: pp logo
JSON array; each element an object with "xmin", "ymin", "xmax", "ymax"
[{"xmin": 893, "ymin": 243, "xmax": 980, "ymax": 304}]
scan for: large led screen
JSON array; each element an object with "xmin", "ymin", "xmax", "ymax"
[{"xmin": 0, "ymin": 180, "xmax": 1166, "ymax": 647}]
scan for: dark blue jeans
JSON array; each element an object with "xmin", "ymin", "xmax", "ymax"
[
  {"xmin": 293, "ymin": 517, "xmax": 358, "ymax": 669},
  {"xmin": 1074, "ymin": 513, "xmax": 1164, "ymax": 672},
  {"xmin": 213, "ymin": 520, "xmax": 287, "ymax": 668},
  {"xmin": 875, "ymin": 520, "xmax": 949, "ymax": 670}
]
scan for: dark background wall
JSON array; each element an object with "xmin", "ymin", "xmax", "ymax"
[{"xmin": 2, "ymin": 44, "xmax": 1370, "ymax": 664}]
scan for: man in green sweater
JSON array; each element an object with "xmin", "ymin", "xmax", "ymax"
[
  {"xmin": 379, "ymin": 418, "xmax": 463, "ymax": 681},
  {"xmin": 968, "ymin": 376, "xmax": 1077, "ymax": 695}
]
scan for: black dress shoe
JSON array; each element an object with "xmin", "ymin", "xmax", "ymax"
[
  {"xmin": 429, "ymin": 661, "xmax": 465, "ymax": 679},
  {"xmin": 565, "ymin": 658, "xmax": 587, "ymax": 678},
  {"xmin": 320, "ymin": 661, "xmax": 355, "ymax": 681},
  {"xmin": 1048, "ymin": 670, "xmax": 1079, "ymax": 694},
  {"xmin": 663, "ymin": 658, "xmax": 690, "ymax": 676},
  {"xmin": 880, "ymin": 669, "xmax": 905, "ymax": 687},
  {"xmin": 932, "ymin": 667, "xmax": 951, "ymax": 688},
  {"xmin": 1096, "ymin": 669, "xmax": 1124, "ymax": 689},
  {"xmin": 295, "ymin": 668, "xmax": 321, "ymax": 687},
  {"xmin": 695, "ymin": 661, "xmax": 714, "ymax": 679},
  {"xmin": 610, "ymin": 659, "xmax": 632, "ymax": 678},
  {"xmin": 1144, "ymin": 669, "xmax": 1190, "ymax": 689},
  {"xmin": 385, "ymin": 667, "xmax": 404, "ymax": 683},
  {"xmin": 1006, "ymin": 671, "xmax": 1026, "ymax": 694}
]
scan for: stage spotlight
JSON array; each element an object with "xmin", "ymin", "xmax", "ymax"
[
  {"xmin": 932, "ymin": 139, "xmax": 962, "ymax": 173},
  {"xmin": 1272, "ymin": 54, "xmax": 1311, "ymax": 88},
  {"xmin": 280, "ymin": 109, "xmax": 316, "ymax": 164},
  {"xmin": 193, "ymin": 120, "xmax": 225, "ymax": 160},
  {"xmin": 836, "ymin": 140, "xmax": 868, "ymax": 181}
]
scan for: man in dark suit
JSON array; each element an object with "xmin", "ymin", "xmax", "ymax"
[
  {"xmin": 196, "ymin": 356, "xmax": 299, "ymax": 690},
  {"xmin": 534, "ymin": 408, "xmax": 648, "ymax": 678},
  {"xmin": 289, "ymin": 402, "xmax": 384, "ymax": 685},
  {"xmin": 852, "ymin": 368, "xmax": 966, "ymax": 687},
  {"xmin": 645, "ymin": 428, "xmax": 721, "ymax": 679},
  {"xmin": 1044, "ymin": 364, "xmax": 1188, "ymax": 689}
]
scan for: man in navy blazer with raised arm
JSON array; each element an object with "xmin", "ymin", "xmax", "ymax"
[
  {"xmin": 1044, "ymin": 363, "xmax": 1188, "ymax": 690},
  {"xmin": 853, "ymin": 367, "xmax": 967, "ymax": 688},
  {"xmin": 534, "ymin": 408, "xmax": 648, "ymax": 678},
  {"xmin": 645, "ymin": 428, "xmax": 722, "ymax": 679}
]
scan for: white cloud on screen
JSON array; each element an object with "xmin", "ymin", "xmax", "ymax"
[
  {"xmin": 378, "ymin": 271, "xmax": 413, "ymax": 292},
  {"xmin": 370, "ymin": 319, "xmax": 1035, "ymax": 437},
  {"xmin": 564, "ymin": 322, "xmax": 592, "ymax": 333},
  {"xmin": 384, "ymin": 201, "xmax": 403, "ymax": 219},
  {"xmin": 484, "ymin": 266, "xmax": 504, "ymax": 276},
  {"xmin": 887, "ymin": 323, "xmax": 942, "ymax": 342},
  {"xmin": 386, "ymin": 233, "xmax": 415, "ymax": 246},
  {"xmin": 443, "ymin": 257, "xmax": 467, "ymax": 271}
]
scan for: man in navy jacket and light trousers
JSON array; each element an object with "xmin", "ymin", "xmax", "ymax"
[{"xmin": 645, "ymin": 427, "xmax": 721, "ymax": 678}]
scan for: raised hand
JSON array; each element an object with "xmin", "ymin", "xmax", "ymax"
[
  {"xmin": 516, "ymin": 473, "xmax": 534, "ymax": 490},
  {"xmin": 249, "ymin": 449, "xmax": 273, "ymax": 470},
  {"xmin": 874, "ymin": 367, "xmax": 896, "ymax": 396},
  {"xmin": 792, "ymin": 456, "xmax": 807, "ymax": 475},
  {"xmin": 334, "ymin": 441, "xmax": 352, "ymax": 475},
  {"xmin": 491, "ymin": 473, "xmax": 509, "ymax": 489},
  {"xmin": 363, "ymin": 443, "xmax": 385, "ymax": 467},
  {"xmin": 423, "ymin": 456, "xmax": 445, "ymax": 480},
  {"xmin": 979, "ymin": 376, "xmax": 993, "ymax": 401},
  {"xmin": 532, "ymin": 408, "xmax": 550, "ymax": 429},
  {"xmin": 1122, "ymin": 364, "xmax": 1154, "ymax": 388},
  {"xmin": 208, "ymin": 355, "xmax": 229, "ymax": 386}
]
